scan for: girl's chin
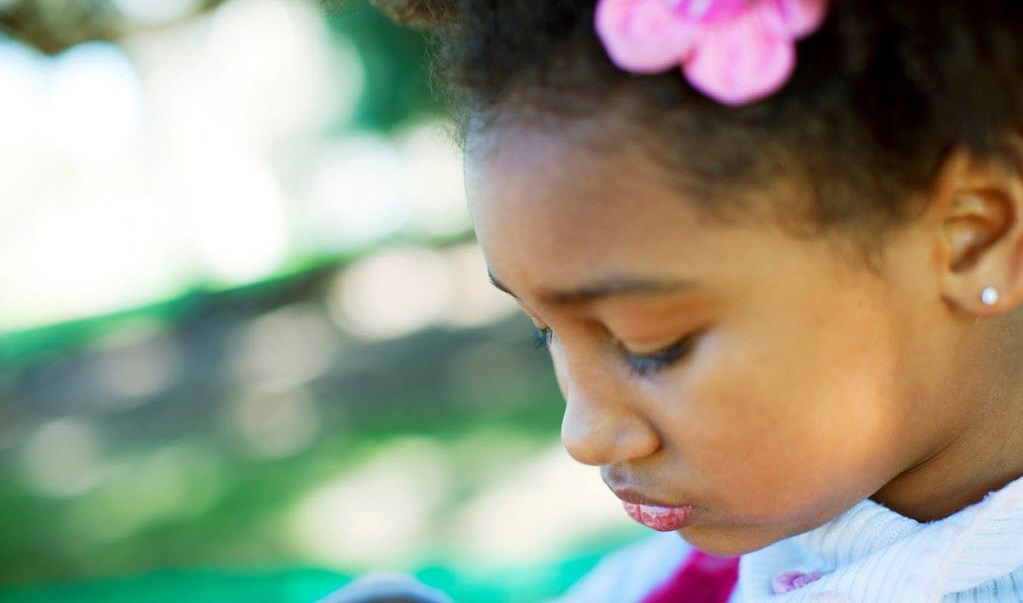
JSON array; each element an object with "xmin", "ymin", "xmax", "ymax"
[{"xmin": 676, "ymin": 522, "xmax": 793, "ymax": 558}]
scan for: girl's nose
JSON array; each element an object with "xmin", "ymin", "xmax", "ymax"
[{"xmin": 557, "ymin": 356, "xmax": 661, "ymax": 467}]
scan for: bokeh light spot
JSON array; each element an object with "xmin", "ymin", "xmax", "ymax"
[
  {"xmin": 231, "ymin": 303, "xmax": 339, "ymax": 391},
  {"xmin": 186, "ymin": 157, "xmax": 290, "ymax": 285},
  {"xmin": 21, "ymin": 418, "xmax": 104, "ymax": 498},
  {"xmin": 70, "ymin": 444, "xmax": 224, "ymax": 542},
  {"xmin": 92, "ymin": 319, "xmax": 181, "ymax": 407},
  {"xmin": 399, "ymin": 122, "xmax": 470, "ymax": 238},
  {"xmin": 47, "ymin": 41, "xmax": 145, "ymax": 162},
  {"xmin": 290, "ymin": 438, "xmax": 453, "ymax": 568},
  {"xmin": 306, "ymin": 136, "xmax": 407, "ymax": 251},
  {"xmin": 231, "ymin": 387, "xmax": 321, "ymax": 460},
  {"xmin": 453, "ymin": 444, "xmax": 632, "ymax": 565},
  {"xmin": 328, "ymin": 246, "xmax": 454, "ymax": 339}
]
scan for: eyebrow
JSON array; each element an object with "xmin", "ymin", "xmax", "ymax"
[{"xmin": 488, "ymin": 270, "xmax": 697, "ymax": 305}]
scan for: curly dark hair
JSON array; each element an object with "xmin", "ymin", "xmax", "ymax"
[{"xmin": 377, "ymin": 0, "xmax": 1023, "ymax": 243}]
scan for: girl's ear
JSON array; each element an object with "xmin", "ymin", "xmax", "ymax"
[{"xmin": 936, "ymin": 143, "xmax": 1023, "ymax": 316}]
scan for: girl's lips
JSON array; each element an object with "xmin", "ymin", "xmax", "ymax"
[{"xmin": 623, "ymin": 501, "xmax": 695, "ymax": 531}]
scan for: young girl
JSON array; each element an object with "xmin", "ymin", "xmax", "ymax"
[{"xmin": 345, "ymin": 0, "xmax": 1023, "ymax": 600}]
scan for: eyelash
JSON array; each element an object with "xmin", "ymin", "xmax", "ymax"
[
  {"xmin": 531, "ymin": 326, "xmax": 696, "ymax": 377},
  {"xmin": 533, "ymin": 326, "xmax": 554, "ymax": 350}
]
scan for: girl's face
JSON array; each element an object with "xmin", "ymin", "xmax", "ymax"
[{"xmin": 466, "ymin": 125, "xmax": 963, "ymax": 556}]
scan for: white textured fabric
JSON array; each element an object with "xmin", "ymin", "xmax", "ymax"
[{"xmin": 736, "ymin": 475, "xmax": 1023, "ymax": 602}]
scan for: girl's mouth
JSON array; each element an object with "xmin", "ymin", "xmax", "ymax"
[{"xmin": 623, "ymin": 501, "xmax": 695, "ymax": 531}]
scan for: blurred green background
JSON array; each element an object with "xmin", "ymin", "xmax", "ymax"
[{"xmin": 0, "ymin": 1, "xmax": 647, "ymax": 601}]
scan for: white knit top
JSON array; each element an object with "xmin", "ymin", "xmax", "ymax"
[
  {"xmin": 556, "ymin": 475, "xmax": 1023, "ymax": 602},
  {"xmin": 737, "ymin": 474, "xmax": 1023, "ymax": 602}
]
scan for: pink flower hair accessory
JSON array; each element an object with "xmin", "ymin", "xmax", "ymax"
[{"xmin": 595, "ymin": 0, "xmax": 830, "ymax": 106}]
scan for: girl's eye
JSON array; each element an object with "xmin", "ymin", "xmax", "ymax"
[
  {"xmin": 531, "ymin": 325, "xmax": 697, "ymax": 377},
  {"xmin": 622, "ymin": 334, "xmax": 698, "ymax": 377},
  {"xmin": 533, "ymin": 326, "xmax": 553, "ymax": 349}
]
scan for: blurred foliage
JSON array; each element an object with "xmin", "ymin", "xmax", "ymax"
[
  {"xmin": 0, "ymin": 0, "xmax": 446, "ymax": 362},
  {"xmin": 0, "ymin": 277, "xmax": 588, "ymax": 598},
  {"xmin": 0, "ymin": 1, "xmax": 636, "ymax": 601},
  {"xmin": 0, "ymin": 569, "xmax": 349, "ymax": 603},
  {"xmin": 325, "ymin": 0, "xmax": 444, "ymax": 131},
  {"xmin": 0, "ymin": 0, "xmax": 230, "ymax": 55}
]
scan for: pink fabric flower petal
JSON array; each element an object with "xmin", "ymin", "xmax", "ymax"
[
  {"xmin": 763, "ymin": 0, "xmax": 830, "ymax": 38},
  {"xmin": 682, "ymin": 8, "xmax": 795, "ymax": 105},
  {"xmin": 771, "ymin": 570, "xmax": 824, "ymax": 594},
  {"xmin": 671, "ymin": 0, "xmax": 747, "ymax": 22},
  {"xmin": 595, "ymin": 0, "xmax": 701, "ymax": 73}
]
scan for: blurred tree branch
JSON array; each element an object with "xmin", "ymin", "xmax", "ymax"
[{"xmin": 0, "ymin": 0, "xmax": 231, "ymax": 55}]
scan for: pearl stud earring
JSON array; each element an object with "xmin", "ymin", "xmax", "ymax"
[{"xmin": 981, "ymin": 287, "xmax": 1000, "ymax": 306}]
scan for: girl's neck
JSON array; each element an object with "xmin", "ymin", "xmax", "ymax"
[{"xmin": 872, "ymin": 316, "xmax": 1023, "ymax": 522}]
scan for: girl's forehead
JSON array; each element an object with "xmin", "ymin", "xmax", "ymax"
[
  {"xmin": 464, "ymin": 126, "xmax": 783, "ymax": 295},
  {"xmin": 467, "ymin": 127, "xmax": 694, "ymax": 240},
  {"xmin": 467, "ymin": 124, "xmax": 678, "ymax": 216},
  {"xmin": 465, "ymin": 117, "xmax": 793, "ymax": 230}
]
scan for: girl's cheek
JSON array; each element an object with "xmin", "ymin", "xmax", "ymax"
[{"xmin": 658, "ymin": 332, "xmax": 783, "ymax": 445}]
